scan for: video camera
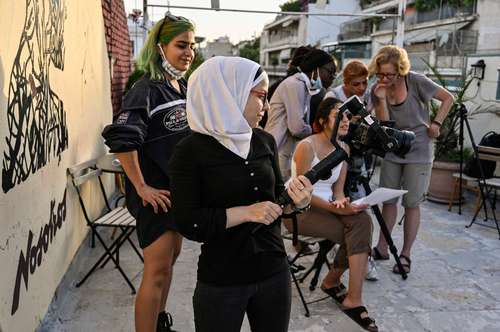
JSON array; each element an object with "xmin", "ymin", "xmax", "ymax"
[
  {"xmin": 252, "ymin": 95, "xmax": 415, "ymax": 234},
  {"xmin": 339, "ymin": 95, "xmax": 416, "ymax": 158}
]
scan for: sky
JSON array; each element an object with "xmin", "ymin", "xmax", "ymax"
[{"xmin": 124, "ymin": 0, "xmax": 287, "ymax": 44}]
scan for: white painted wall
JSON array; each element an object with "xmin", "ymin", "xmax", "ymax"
[
  {"xmin": 0, "ymin": 0, "xmax": 113, "ymax": 331},
  {"xmin": 463, "ymin": 55, "xmax": 500, "ymax": 146},
  {"xmin": 474, "ymin": 0, "xmax": 500, "ymax": 52},
  {"xmin": 307, "ymin": 0, "xmax": 361, "ymax": 47}
]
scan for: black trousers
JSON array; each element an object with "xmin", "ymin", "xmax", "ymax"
[{"xmin": 193, "ymin": 269, "xmax": 291, "ymax": 332}]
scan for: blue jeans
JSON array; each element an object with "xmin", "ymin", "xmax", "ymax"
[{"xmin": 193, "ymin": 269, "xmax": 291, "ymax": 332}]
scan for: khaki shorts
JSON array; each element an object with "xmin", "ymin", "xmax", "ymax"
[{"xmin": 379, "ymin": 159, "xmax": 432, "ymax": 208}]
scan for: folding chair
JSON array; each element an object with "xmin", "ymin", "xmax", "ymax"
[
  {"xmin": 68, "ymin": 159, "xmax": 143, "ymax": 294},
  {"xmin": 282, "ymin": 213, "xmax": 339, "ymax": 317},
  {"xmin": 466, "ymin": 145, "xmax": 500, "ymax": 238}
]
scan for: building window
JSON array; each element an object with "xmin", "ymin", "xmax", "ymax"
[{"xmin": 496, "ymin": 69, "xmax": 500, "ymax": 100}]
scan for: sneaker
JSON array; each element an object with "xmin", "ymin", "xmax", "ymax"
[
  {"xmin": 157, "ymin": 311, "xmax": 177, "ymax": 332},
  {"xmin": 365, "ymin": 256, "xmax": 378, "ymax": 281}
]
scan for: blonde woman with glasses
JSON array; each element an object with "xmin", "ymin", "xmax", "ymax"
[{"xmin": 368, "ymin": 45, "xmax": 454, "ymax": 275}]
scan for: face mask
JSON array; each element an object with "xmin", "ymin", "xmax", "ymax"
[
  {"xmin": 308, "ymin": 68, "xmax": 323, "ymax": 95},
  {"xmin": 157, "ymin": 43, "xmax": 186, "ymax": 80}
]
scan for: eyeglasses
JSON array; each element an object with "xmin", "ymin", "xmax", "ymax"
[
  {"xmin": 334, "ymin": 110, "xmax": 353, "ymax": 120},
  {"xmin": 321, "ymin": 65, "xmax": 337, "ymax": 80},
  {"xmin": 251, "ymin": 90, "xmax": 268, "ymax": 104},
  {"xmin": 376, "ymin": 72, "xmax": 398, "ymax": 80},
  {"xmin": 156, "ymin": 12, "xmax": 190, "ymax": 44}
]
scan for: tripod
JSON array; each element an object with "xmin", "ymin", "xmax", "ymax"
[
  {"xmin": 347, "ymin": 162, "xmax": 408, "ymax": 280},
  {"xmin": 445, "ymin": 104, "xmax": 489, "ymax": 216},
  {"xmin": 452, "ymin": 103, "xmax": 499, "ymax": 232}
]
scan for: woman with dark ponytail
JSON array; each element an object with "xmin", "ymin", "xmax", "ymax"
[
  {"xmin": 264, "ymin": 48, "xmax": 337, "ymax": 182},
  {"xmin": 102, "ymin": 13, "xmax": 196, "ymax": 332}
]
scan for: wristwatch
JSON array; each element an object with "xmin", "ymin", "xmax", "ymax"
[{"xmin": 293, "ymin": 203, "xmax": 312, "ymax": 214}]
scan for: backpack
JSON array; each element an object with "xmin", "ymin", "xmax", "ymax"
[{"xmin": 464, "ymin": 131, "xmax": 500, "ymax": 178}]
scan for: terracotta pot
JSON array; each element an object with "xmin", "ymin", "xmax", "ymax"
[{"xmin": 427, "ymin": 160, "xmax": 460, "ymax": 204}]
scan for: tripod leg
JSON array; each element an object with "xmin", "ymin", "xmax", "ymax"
[{"xmin": 360, "ymin": 178, "xmax": 408, "ymax": 280}]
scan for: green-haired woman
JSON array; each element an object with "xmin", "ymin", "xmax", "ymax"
[{"xmin": 102, "ymin": 13, "xmax": 196, "ymax": 332}]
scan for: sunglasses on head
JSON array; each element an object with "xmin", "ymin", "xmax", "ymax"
[{"xmin": 156, "ymin": 12, "xmax": 190, "ymax": 44}]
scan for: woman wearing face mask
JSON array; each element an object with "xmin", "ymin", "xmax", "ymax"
[
  {"xmin": 102, "ymin": 13, "xmax": 196, "ymax": 332},
  {"xmin": 264, "ymin": 48, "xmax": 337, "ymax": 181},
  {"xmin": 169, "ymin": 56, "xmax": 312, "ymax": 332},
  {"xmin": 369, "ymin": 45, "xmax": 454, "ymax": 275},
  {"xmin": 283, "ymin": 97, "xmax": 377, "ymax": 332}
]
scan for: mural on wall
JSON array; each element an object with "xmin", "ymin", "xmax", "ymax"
[
  {"xmin": 11, "ymin": 189, "xmax": 67, "ymax": 315},
  {"xmin": 2, "ymin": 0, "xmax": 68, "ymax": 193}
]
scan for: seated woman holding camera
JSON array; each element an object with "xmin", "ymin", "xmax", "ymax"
[{"xmin": 283, "ymin": 97, "xmax": 377, "ymax": 332}]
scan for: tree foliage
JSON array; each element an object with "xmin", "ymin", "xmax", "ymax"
[
  {"xmin": 280, "ymin": 0, "xmax": 302, "ymax": 12},
  {"xmin": 186, "ymin": 50, "xmax": 205, "ymax": 80},
  {"xmin": 238, "ymin": 38, "xmax": 260, "ymax": 63}
]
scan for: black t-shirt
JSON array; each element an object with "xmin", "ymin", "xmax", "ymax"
[
  {"xmin": 102, "ymin": 75, "xmax": 190, "ymax": 221},
  {"xmin": 168, "ymin": 128, "xmax": 288, "ymax": 285}
]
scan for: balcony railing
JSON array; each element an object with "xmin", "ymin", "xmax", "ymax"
[
  {"xmin": 339, "ymin": 19, "xmax": 372, "ymax": 41},
  {"xmin": 360, "ymin": 0, "xmax": 394, "ymax": 10},
  {"xmin": 406, "ymin": 3, "xmax": 476, "ymax": 26},
  {"xmin": 266, "ymin": 34, "xmax": 299, "ymax": 48},
  {"xmin": 377, "ymin": 2, "xmax": 477, "ymax": 32}
]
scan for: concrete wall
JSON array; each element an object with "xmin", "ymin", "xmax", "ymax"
[
  {"xmin": 474, "ymin": 0, "xmax": 500, "ymax": 52},
  {"xmin": 0, "ymin": 0, "xmax": 113, "ymax": 331}
]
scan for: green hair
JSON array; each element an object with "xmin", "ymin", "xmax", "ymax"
[{"xmin": 135, "ymin": 16, "xmax": 195, "ymax": 81}]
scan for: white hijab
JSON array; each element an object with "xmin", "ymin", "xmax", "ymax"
[{"xmin": 187, "ymin": 56, "xmax": 266, "ymax": 159}]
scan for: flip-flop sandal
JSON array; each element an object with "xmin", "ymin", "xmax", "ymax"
[
  {"xmin": 341, "ymin": 305, "xmax": 378, "ymax": 332},
  {"xmin": 320, "ymin": 283, "xmax": 347, "ymax": 304},
  {"xmin": 372, "ymin": 247, "xmax": 389, "ymax": 261},
  {"xmin": 392, "ymin": 254, "xmax": 411, "ymax": 274}
]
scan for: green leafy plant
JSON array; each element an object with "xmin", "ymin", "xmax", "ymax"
[
  {"xmin": 279, "ymin": 0, "xmax": 302, "ymax": 12},
  {"xmin": 424, "ymin": 59, "xmax": 474, "ymax": 162},
  {"xmin": 239, "ymin": 37, "xmax": 260, "ymax": 63}
]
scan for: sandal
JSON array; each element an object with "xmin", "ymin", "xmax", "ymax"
[
  {"xmin": 320, "ymin": 283, "xmax": 347, "ymax": 304},
  {"xmin": 342, "ymin": 305, "xmax": 378, "ymax": 332},
  {"xmin": 371, "ymin": 247, "xmax": 389, "ymax": 261},
  {"xmin": 392, "ymin": 254, "xmax": 411, "ymax": 274}
]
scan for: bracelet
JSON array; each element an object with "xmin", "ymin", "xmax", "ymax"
[
  {"xmin": 293, "ymin": 203, "xmax": 311, "ymax": 214},
  {"xmin": 431, "ymin": 120, "xmax": 442, "ymax": 127}
]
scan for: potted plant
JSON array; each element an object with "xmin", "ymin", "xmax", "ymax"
[{"xmin": 425, "ymin": 63, "xmax": 473, "ymax": 203}]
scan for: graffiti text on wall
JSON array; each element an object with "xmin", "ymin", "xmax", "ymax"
[
  {"xmin": 2, "ymin": 0, "xmax": 68, "ymax": 193},
  {"xmin": 11, "ymin": 189, "xmax": 67, "ymax": 315}
]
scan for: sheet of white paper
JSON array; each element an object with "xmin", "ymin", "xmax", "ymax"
[{"xmin": 352, "ymin": 188, "xmax": 408, "ymax": 206}]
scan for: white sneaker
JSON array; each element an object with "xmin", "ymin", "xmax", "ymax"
[{"xmin": 365, "ymin": 256, "xmax": 378, "ymax": 281}]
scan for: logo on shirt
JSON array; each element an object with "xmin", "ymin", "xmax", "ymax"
[
  {"xmin": 116, "ymin": 111, "xmax": 130, "ymax": 124},
  {"xmin": 163, "ymin": 107, "xmax": 188, "ymax": 131}
]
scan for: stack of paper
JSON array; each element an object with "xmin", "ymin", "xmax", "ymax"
[{"xmin": 352, "ymin": 188, "xmax": 408, "ymax": 206}]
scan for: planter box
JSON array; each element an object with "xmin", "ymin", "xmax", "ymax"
[{"xmin": 427, "ymin": 160, "xmax": 460, "ymax": 204}]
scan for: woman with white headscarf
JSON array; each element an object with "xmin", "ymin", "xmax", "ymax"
[{"xmin": 168, "ymin": 56, "xmax": 312, "ymax": 332}]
